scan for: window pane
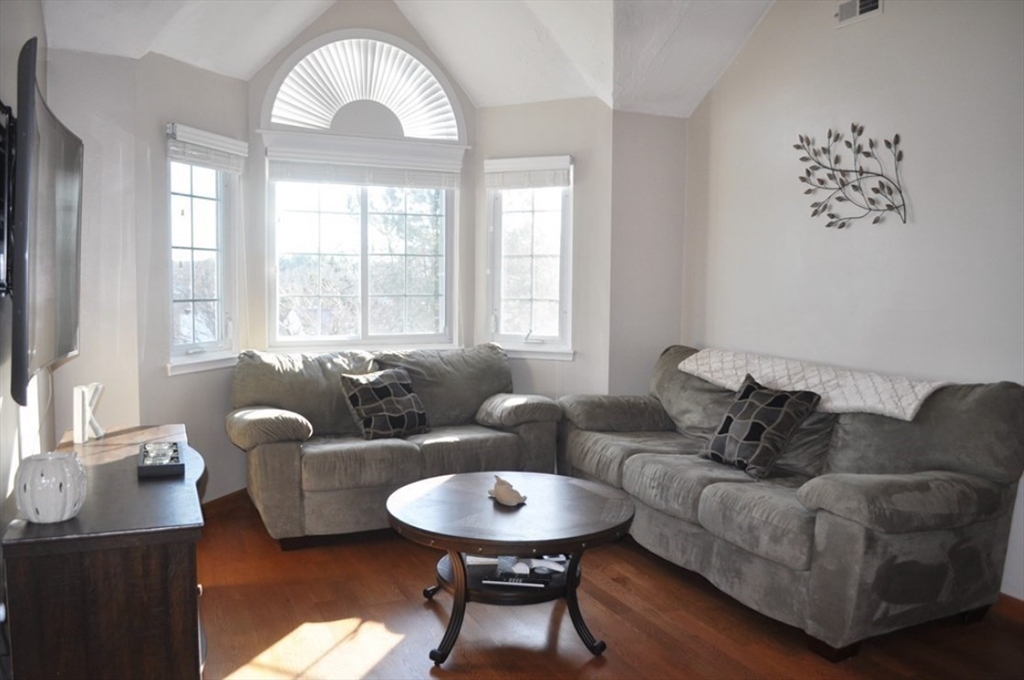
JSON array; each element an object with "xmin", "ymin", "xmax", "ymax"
[
  {"xmin": 278, "ymin": 254, "xmax": 319, "ymax": 296},
  {"xmin": 367, "ymin": 186, "xmax": 405, "ymax": 214},
  {"xmin": 502, "ymin": 213, "xmax": 532, "ymax": 256},
  {"xmin": 502, "ymin": 256, "xmax": 532, "ymax": 299},
  {"xmin": 406, "ymin": 215, "xmax": 442, "ymax": 255},
  {"xmin": 532, "ymin": 301, "xmax": 560, "ymax": 336},
  {"xmin": 500, "ymin": 300, "xmax": 530, "ymax": 336},
  {"xmin": 320, "ymin": 213, "xmax": 360, "ymax": 254},
  {"xmin": 406, "ymin": 256, "xmax": 440, "ymax": 295},
  {"xmin": 368, "ymin": 214, "xmax": 405, "ymax": 254},
  {"xmin": 193, "ymin": 301, "xmax": 219, "ymax": 342},
  {"xmin": 279, "ymin": 296, "xmax": 319, "ymax": 337},
  {"xmin": 533, "ymin": 256, "xmax": 559, "ymax": 299},
  {"xmin": 319, "ymin": 184, "xmax": 359, "ymax": 213},
  {"xmin": 533, "ymin": 211, "xmax": 561, "ymax": 255},
  {"xmin": 503, "ymin": 189, "xmax": 532, "ymax": 212},
  {"xmin": 172, "ymin": 302, "xmax": 193, "ymax": 344},
  {"xmin": 369, "ymin": 255, "xmax": 405, "ymax": 295},
  {"xmin": 406, "ymin": 188, "xmax": 442, "ymax": 215},
  {"xmin": 277, "ymin": 212, "xmax": 319, "ymax": 253},
  {"xmin": 170, "ymin": 162, "xmax": 191, "ymax": 194},
  {"xmin": 369, "ymin": 296, "xmax": 404, "ymax": 334},
  {"xmin": 321, "ymin": 297, "xmax": 359, "ymax": 336},
  {"xmin": 193, "ymin": 251, "xmax": 218, "ymax": 300},
  {"xmin": 407, "ymin": 296, "xmax": 440, "ymax": 333},
  {"xmin": 193, "ymin": 198, "xmax": 218, "ymax": 249},
  {"xmin": 171, "ymin": 195, "xmax": 192, "ymax": 247},
  {"xmin": 533, "ymin": 187, "xmax": 562, "ymax": 211},
  {"xmin": 321, "ymin": 255, "xmax": 359, "ymax": 296},
  {"xmin": 171, "ymin": 249, "xmax": 193, "ymax": 300},
  {"xmin": 192, "ymin": 166, "xmax": 217, "ymax": 199},
  {"xmin": 276, "ymin": 182, "xmax": 319, "ymax": 212}
]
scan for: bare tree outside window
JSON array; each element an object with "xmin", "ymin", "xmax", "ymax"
[{"xmin": 275, "ymin": 182, "xmax": 445, "ymax": 341}]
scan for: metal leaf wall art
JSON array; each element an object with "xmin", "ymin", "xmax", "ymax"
[{"xmin": 795, "ymin": 123, "xmax": 906, "ymax": 229}]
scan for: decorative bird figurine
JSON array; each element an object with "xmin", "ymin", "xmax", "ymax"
[{"xmin": 488, "ymin": 475, "xmax": 527, "ymax": 506}]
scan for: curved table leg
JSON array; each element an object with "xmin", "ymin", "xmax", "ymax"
[
  {"xmin": 564, "ymin": 551, "xmax": 606, "ymax": 655},
  {"xmin": 429, "ymin": 550, "xmax": 468, "ymax": 665}
]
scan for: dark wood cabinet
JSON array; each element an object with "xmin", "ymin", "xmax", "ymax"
[{"xmin": 1, "ymin": 425, "xmax": 205, "ymax": 679}]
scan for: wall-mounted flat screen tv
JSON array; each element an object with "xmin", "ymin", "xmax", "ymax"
[{"xmin": 7, "ymin": 37, "xmax": 84, "ymax": 406}]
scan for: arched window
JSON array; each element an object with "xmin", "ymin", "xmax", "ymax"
[
  {"xmin": 270, "ymin": 38, "xmax": 459, "ymax": 141},
  {"xmin": 261, "ymin": 31, "xmax": 466, "ymax": 347}
]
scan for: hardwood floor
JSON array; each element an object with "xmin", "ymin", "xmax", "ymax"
[{"xmin": 197, "ymin": 492, "xmax": 1024, "ymax": 679}]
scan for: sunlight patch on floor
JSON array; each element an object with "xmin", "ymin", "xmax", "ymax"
[{"xmin": 226, "ymin": 618, "xmax": 404, "ymax": 680}]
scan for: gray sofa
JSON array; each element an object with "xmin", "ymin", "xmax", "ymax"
[
  {"xmin": 226, "ymin": 343, "xmax": 561, "ymax": 544},
  {"xmin": 558, "ymin": 345, "xmax": 1024, "ymax": 659}
]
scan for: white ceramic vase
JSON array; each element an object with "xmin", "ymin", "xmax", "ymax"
[{"xmin": 15, "ymin": 453, "xmax": 88, "ymax": 523}]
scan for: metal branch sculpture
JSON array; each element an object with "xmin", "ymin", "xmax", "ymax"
[{"xmin": 795, "ymin": 123, "xmax": 906, "ymax": 229}]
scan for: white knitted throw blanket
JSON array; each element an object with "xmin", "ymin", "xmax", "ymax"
[{"xmin": 678, "ymin": 348, "xmax": 947, "ymax": 421}]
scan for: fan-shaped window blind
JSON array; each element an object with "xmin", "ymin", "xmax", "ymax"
[{"xmin": 270, "ymin": 39, "xmax": 459, "ymax": 141}]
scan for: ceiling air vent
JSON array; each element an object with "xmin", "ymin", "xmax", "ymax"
[{"xmin": 836, "ymin": 0, "xmax": 882, "ymax": 27}]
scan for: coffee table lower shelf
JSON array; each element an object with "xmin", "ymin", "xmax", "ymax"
[{"xmin": 423, "ymin": 550, "xmax": 605, "ymax": 664}]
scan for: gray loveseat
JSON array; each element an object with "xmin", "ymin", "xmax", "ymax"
[
  {"xmin": 226, "ymin": 343, "xmax": 560, "ymax": 544},
  {"xmin": 558, "ymin": 345, "xmax": 1024, "ymax": 659}
]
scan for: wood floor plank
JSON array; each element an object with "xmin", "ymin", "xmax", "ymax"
[{"xmin": 197, "ymin": 494, "xmax": 1024, "ymax": 679}]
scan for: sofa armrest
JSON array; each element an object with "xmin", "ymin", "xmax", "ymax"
[
  {"xmin": 226, "ymin": 407, "xmax": 313, "ymax": 451},
  {"xmin": 557, "ymin": 394, "xmax": 674, "ymax": 432},
  {"xmin": 475, "ymin": 393, "xmax": 561, "ymax": 429},
  {"xmin": 797, "ymin": 471, "xmax": 1014, "ymax": 533}
]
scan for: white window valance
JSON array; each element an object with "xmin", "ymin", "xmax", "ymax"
[
  {"xmin": 166, "ymin": 123, "xmax": 248, "ymax": 175},
  {"xmin": 484, "ymin": 155, "xmax": 573, "ymax": 189},
  {"xmin": 262, "ymin": 128, "xmax": 466, "ymax": 189}
]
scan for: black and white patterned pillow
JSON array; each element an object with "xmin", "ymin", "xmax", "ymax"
[
  {"xmin": 339, "ymin": 368, "xmax": 430, "ymax": 440},
  {"xmin": 699, "ymin": 374, "xmax": 820, "ymax": 479}
]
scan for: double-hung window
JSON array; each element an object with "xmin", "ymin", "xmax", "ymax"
[
  {"xmin": 486, "ymin": 156, "xmax": 573, "ymax": 359},
  {"xmin": 166, "ymin": 124, "xmax": 247, "ymax": 370},
  {"xmin": 269, "ymin": 175, "xmax": 451, "ymax": 343}
]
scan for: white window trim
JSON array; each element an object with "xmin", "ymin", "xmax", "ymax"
[
  {"xmin": 485, "ymin": 156, "xmax": 574, "ymax": 360},
  {"xmin": 166, "ymin": 124, "xmax": 247, "ymax": 373}
]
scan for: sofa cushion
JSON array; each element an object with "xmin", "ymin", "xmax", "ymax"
[
  {"xmin": 232, "ymin": 349, "xmax": 376, "ymax": 436},
  {"xmin": 700, "ymin": 375, "xmax": 821, "ymax": 479},
  {"xmin": 698, "ymin": 478, "xmax": 815, "ymax": 571},
  {"xmin": 651, "ymin": 346, "xmax": 737, "ymax": 439},
  {"xmin": 565, "ymin": 430, "xmax": 703, "ymax": 488},
  {"xmin": 408, "ymin": 425, "xmax": 522, "ymax": 477},
  {"xmin": 825, "ymin": 382, "xmax": 1024, "ymax": 485},
  {"xmin": 340, "ymin": 368, "xmax": 430, "ymax": 440},
  {"xmin": 376, "ymin": 344, "xmax": 513, "ymax": 427},
  {"xmin": 301, "ymin": 437, "xmax": 422, "ymax": 491},
  {"xmin": 622, "ymin": 453, "xmax": 755, "ymax": 522}
]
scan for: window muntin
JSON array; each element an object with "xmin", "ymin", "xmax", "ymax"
[
  {"xmin": 170, "ymin": 161, "xmax": 226, "ymax": 349},
  {"xmin": 273, "ymin": 181, "xmax": 448, "ymax": 342}
]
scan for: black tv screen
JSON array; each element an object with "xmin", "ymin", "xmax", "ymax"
[{"xmin": 9, "ymin": 37, "xmax": 84, "ymax": 406}]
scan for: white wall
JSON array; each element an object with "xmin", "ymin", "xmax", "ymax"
[
  {"xmin": 684, "ymin": 0, "xmax": 1024, "ymax": 597},
  {"xmin": 47, "ymin": 51, "xmax": 141, "ymax": 439},
  {"xmin": 133, "ymin": 54, "xmax": 249, "ymax": 502},
  {"xmin": 609, "ymin": 110, "xmax": 686, "ymax": 395},
  {"xmin": 475, "ymin": 98, "xmax": 614, "ymax": 397}
]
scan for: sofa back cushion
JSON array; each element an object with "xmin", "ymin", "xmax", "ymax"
[
  {"xmin": 825, "ymin": 382, "xmax": 1024, "ymax": 484},
  {"xmin": 651, "ymin": 345, "xmax": 836, "ymax": 478},
  {"xmin": 231, "ymin": 349, "xmax": 376, "ymax": 436},
  {"xmin": 375, "ymin": 343, "xmax": 513, "ymax": 427}
]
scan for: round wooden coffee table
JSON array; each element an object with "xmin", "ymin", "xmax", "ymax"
[{"xmin": 386, "ymin": 471, "xmax": 634, "ymax": 665}]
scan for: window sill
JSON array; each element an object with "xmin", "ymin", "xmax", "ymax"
[
  {"xmin": 167, "ymin": 351, "xmax": 238, "ymax": 376},
  {"xmin": 501, "ymin": 346, "xmax": 575, "ymax": 362}
]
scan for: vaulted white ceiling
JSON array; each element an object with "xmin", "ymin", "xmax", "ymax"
[{"xmin": 39, "ymin": 0, "xmax": 771, "ymax": 118}]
